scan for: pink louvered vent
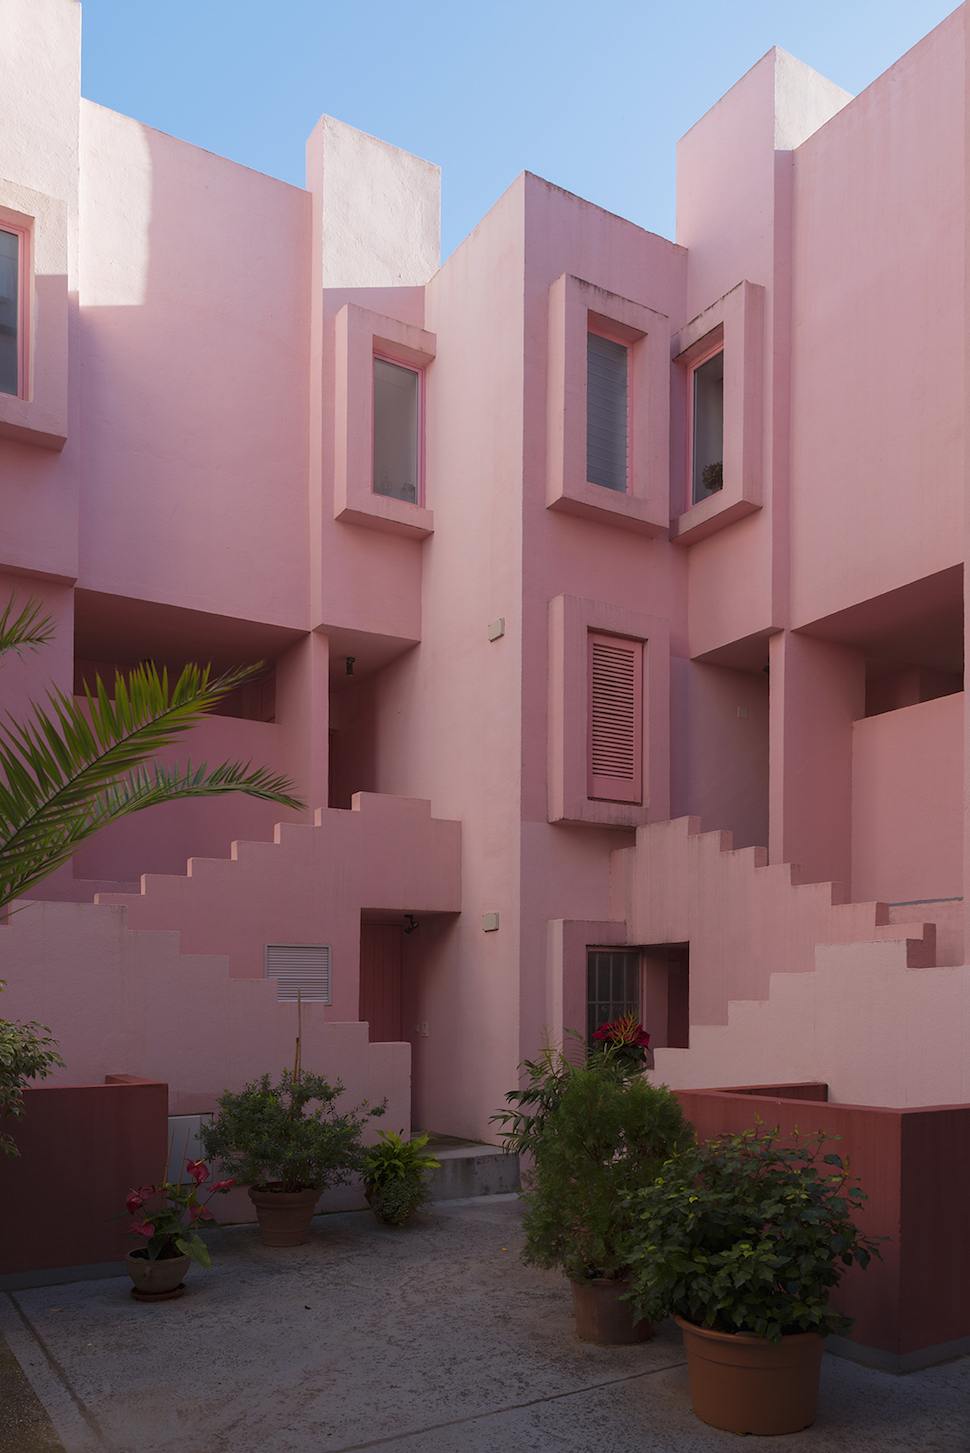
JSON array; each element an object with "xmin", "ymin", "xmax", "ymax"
[{"xmin": 587, "ymin": 633, "xmax": 643, "ymax": 804}]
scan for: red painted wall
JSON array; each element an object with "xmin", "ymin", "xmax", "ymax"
[
  {"xmin": 675, "ymin": 1089, "xmax": 970, "ymax": 1358},
  {"xmin": 0, "ymin": 1076, "xmax": 168, "ymax": 1277}
]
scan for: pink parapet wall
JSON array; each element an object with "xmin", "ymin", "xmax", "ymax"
[{"xmin": 851, "ymin": 693, "xmax": 963, "ymax": 905}]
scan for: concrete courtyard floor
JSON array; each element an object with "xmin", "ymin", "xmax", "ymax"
[{"xmin": 0, "ymin": 1194, "xmax": 966, "ymax": 1453}]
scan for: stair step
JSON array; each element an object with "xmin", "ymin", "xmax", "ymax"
[{"xmin": 428, "ymin": 1145, "xmax": 520, "ymax": 1201}]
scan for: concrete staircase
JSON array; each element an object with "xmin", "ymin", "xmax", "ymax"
[{"xmin": 419, "ymin": 1134, "xmax": 520, "ymax": 1200}]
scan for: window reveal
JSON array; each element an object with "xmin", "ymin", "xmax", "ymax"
[
  {"xmin": 373, "ymin": 357, "xmax": 420, "ymax": 503},
  {"xmin": 586, "ymin": 332, "xmax": 628, "ymax": 492},
  {"xmin": 0, "ymin": 228, "xmax": 20, "ymax": 398},
  {"xmin": 587, "ymin": 949, "xmax": 640, "ymax": 1044},
  {"xmin": 691, "ymin": 348, "xmax": 723, "ymax": 503}
]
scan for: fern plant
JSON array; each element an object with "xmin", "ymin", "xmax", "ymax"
[
  {"xmin": 494, "ymin": 1037, "xmax": 693, "ymax": 1282},
  {"xmin": 363, "ymin": 1130, "xmax": 440, "ymax": 1225}
]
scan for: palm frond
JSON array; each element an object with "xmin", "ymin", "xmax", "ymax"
[
  {"xmin": 0, "ymin": 660, "xmax": 304, "ymax": 910},
  {"xmin": 0, "ymin": 596, "xmax": 56, "ymax": 661}
]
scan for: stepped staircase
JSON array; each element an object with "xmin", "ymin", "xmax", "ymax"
[{"xmin": 614, "ymin": 816, "xmax": 966, "ymax": 1107}]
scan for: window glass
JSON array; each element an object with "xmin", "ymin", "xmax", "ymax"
[
  {"xmin": 691, "ymin": 349, "xmax": 723, "ymax": 503},
  {"xmin": 586, "ymin": 332, "xmax": 627, "ymax": 492},
  {"xmin": 373, "ymin": 357, "xmax": 419, "ymax": 503},
  {"xmin": 587, "ymin": 949, "xmax": 640, "ymax": 1044},
  {"xmin": 0, "ymin": 228, "xmax": 19, "ymax": 398}
]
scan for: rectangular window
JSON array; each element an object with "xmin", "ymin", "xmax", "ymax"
[
  {"xmin": 690, "ymin": 348, "xmax": 723, "ymax": 503},
  {"xmin": 587, "ymin": 632, "xmax": 643, "ymax": 803},
  {"xmin": 0, "ymin": 226, "xmax": 24, "ymax": 399},
  {"xmin": 373, "ymin": 356, "xmax": 420, "ymax": 503},
  {"xmin": 586, "ymin": 331, "xmax": 627, "ymax": 492},
  {"xmin": 587, "ymin": 949, "xmax": 640, "ymax": 1044},
  {"xmin": 264, "ymin": 943, "xmax": 332, "ymax": 1003}
]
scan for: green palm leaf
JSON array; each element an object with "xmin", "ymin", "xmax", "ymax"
[
  {"xmin": 0, "ymin": 659, "xmax": 304, "ymax": 909},
  {"xmin": 0, "ymin": 595, "xmax": 56, "ymax": 660}
]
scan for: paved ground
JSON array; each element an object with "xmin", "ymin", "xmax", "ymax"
[{"xmin": 0, "ymin": 1195, "xmax": 966, "ymax": 1453}]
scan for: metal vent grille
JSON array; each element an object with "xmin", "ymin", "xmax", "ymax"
[
  {"xmin": 264, "ymin": 943, "xmax": 331, "ymax": 1003},
  {"xmin": 588, "ymin": 635, "xmax": 642, "ymax": 804}
]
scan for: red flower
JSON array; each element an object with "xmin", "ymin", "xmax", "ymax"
[
  {"xmin": 130, "ymin": 1220, "xmax": 155, "ymax": 1238},
  {"xmin": 197, "ymin": 1204, "xmax": 214, "ymax": 1220},
  {"xmin": 185, "ymin": 1160, "xmax": 209, "ymax": 1185},
  {"xmin": 125, "ymin": 1189, "xmax": 145, "ymax": 1215},
  {"xmin": 210, "ymin": 1179, "xmax": 236, "ymax": 1192},
  {"xmin": 593, "ymin": 1019, "xmax": 650, "ymax": 1048}
]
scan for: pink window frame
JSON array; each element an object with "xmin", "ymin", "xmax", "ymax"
[
  {"xmin": 586, "ymin": 630, "xmax": 644, "ymax": 805},
  {"xmin": 684, "ymin": 333, "xmax": 724, "ymax": 514},
  {"xmin": 372, "ymin": 350, "xmax": 425, "ymax": 508},
  {"xmin": 585, "ymin": 319, "xmax": 631, "ymax": 495},
  {"xmin": 1, "ymin": 221, "xmax": 30, "ymax": 401}
]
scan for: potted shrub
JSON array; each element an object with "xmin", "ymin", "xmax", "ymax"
[
  {"xmin": 122, "ymin": 1158, "xmax": 235, "ymax": 1301},
  {"xmin": 362, "ymin": 1130, "xmax": 440, "ymax": 1226},
  {"xmin": 494, "ymin": 1024, "xmax": 692, "ymax": 1345},
  {"xmin": 201, "ymin": 1068, "xmax": 383, "ymax": 1246},
  {"xmin": 624, "ymin": 1123, "xmax": 882, "ymax": 1435}
]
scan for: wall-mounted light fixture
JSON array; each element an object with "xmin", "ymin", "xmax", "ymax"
[
  {"xmin": 488, "ymin": 618, "xmax": 505, "ymax": 641},
  {"xmin": 404, "ymin": 914, "xmax": 419, "ymax": 934},
  {"xmin": 346, "ymin": 656, "xmax": 356, "ymax": 675}
]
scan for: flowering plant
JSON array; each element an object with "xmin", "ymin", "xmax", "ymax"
[
  {"xmin": 124, "ymin": 1159, "xmax": 235, "ymax": 1268},
  {"xmin": 592, "ymin": 1012, "xmax": 651, "ymax": 1075}
]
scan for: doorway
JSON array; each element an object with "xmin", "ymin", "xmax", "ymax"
[{"xmin": 360, "ymin": 923, "xmax": 405, "ymax": 1042}]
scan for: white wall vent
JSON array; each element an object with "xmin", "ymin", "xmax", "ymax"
[{"xmin": 264, "ymin": 943, "xmax": 332, "ymax": 1003}]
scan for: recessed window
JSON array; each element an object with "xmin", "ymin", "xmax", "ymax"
[
  {"xmin": 586, "ymin": 332, "xmax": 628, "ymax": 492},
  {"xmin": 373, "ymin": 356, "xmax": 420, "ymax": 504},
  {"xmin": 690, "ymin": 348, "xmax": 723, "ymax": 504},
  {"xmin": 0, "ymin": 227, "xmax": 24, "ymax": 399},
  {"xmin": 587, "ymin": 949, "xmax": 640, "ymax": 1044}
]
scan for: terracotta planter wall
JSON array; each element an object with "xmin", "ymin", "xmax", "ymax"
[{"xmin": 675, "ymin": 1086, "xmax": 970, "ymax": 1365}]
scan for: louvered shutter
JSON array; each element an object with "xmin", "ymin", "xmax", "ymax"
[
  {"xmin": 587, "ymin": 633, "xmax": 643, "ymax": 804},
  {"xmin": 264, "ymin": 944, "xmax": 332, "ymax": 1003},
  {"xmin": 586, "ymin": 332, "xmax": 628, "ymax": 493}
]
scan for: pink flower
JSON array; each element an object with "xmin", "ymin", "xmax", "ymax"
[
  {"xmin": 130, "ymin": 1220, "xmax": 155, "ymax": 1238},
  {"xmin": 210, "ymin": 1179, "xmax": 235, "ymax": 1192},
  {"xmin": 125, "ymin": 1189, "xmax": 145, "ymax": 1215},
  {"xmin": 197, "ymin": 1204, "xmax": 214, "ymax": 1220},
  {"xmin": 185, "ymin": 1160, "xmax": 209, "ymax": 1185}
]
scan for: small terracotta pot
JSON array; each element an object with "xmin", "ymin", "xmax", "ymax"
[
  {"xmin": 675, "ymin": 1315, "xmax": 824, "ymax": 1435},
  {"xmin": 126, "ymin": 1249, "xmax": 190, "ymax": 1297},
  {"xmin": 248, "ymin": 1184, "xmax": 321, "ymax": 1246},
  {"xmin": 570, "ymin": 1277, "xmax": 652, "ymax": 1345}
]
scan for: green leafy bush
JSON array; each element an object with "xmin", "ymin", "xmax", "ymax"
[
  {"xmin": 200, "ymin": 1069, "xmax": 383, "ymax": 1194},
  {"xmin": 363, "ymin": 1130, "xmax": 440, "ymax": 1225},
  {"xmin": 625, "ymin": 1123, "xmax": 883, "ymax": 1344},
  {"xmin": 494, "ymin": 1036, "xmax": 693, "ymax": 1282},
  {"xmin": 0, "ymin": 982, "xmax": 64, "ymax": 1157}
]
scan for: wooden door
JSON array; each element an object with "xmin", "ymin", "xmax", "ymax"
[{"xmin": 359, "ymin": 924, "xmax": 404, "ymax": 1042}]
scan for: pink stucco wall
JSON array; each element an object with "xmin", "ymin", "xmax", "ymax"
[
  {"xmin": 852, "ymin": 693, "xmax": 964, "ymax": 904},
  {"xmin": 1, "ymin": 0, "xmax": 968, "ymax": 1147}
]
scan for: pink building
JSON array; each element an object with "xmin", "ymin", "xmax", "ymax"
[{"xmin": 2, "ymin": 0, "xmax": 969, "ymax": 1168}]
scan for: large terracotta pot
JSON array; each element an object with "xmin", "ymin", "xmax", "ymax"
[
  {"xmin": 570, "ymin": 1277, "xmax": 652, "ymax": 1344},
  {"xmin": 675, "ymin": 1315, "xmax": 824, "ymax": 1434},
  {"xmin": 126, "ymin": 1249, "xmax": 190, "ymax": 1298},
  {"xmin": 248, "ymin": 1185, "xmax": 321, "ymax": 1246}
]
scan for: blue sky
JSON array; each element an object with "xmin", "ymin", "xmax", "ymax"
[{"xmin": 80, "ymin": 1, "xmax": 957, "ymax": 260}]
